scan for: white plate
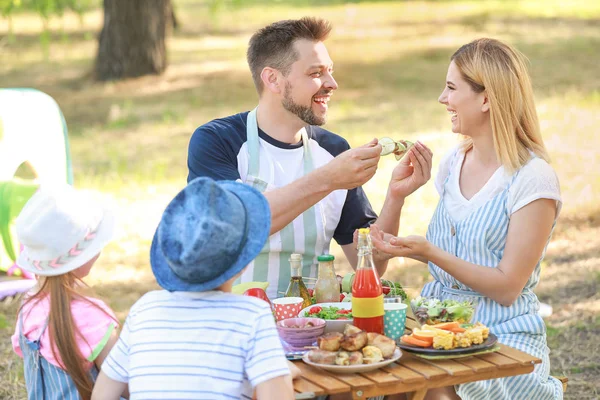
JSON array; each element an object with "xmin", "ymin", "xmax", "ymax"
[
  {"xmin": 298, "ymin": 302, "xmax": 353, "ymax": 333},
  {"xmin": 302, "ymin": 348, "xmax": 402, "ymax": 374}
]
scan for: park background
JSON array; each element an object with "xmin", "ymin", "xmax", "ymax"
[{"xmin": 0, "ymin": 0, "xmax": 598, "ymax": 398}]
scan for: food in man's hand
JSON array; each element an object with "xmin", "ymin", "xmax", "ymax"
[
  {"xmin": 378, "ymin": 137, "xmax": 414, "ymax": 161},
  {"xmin": 307, "ymin": 349, "xmax": 338, "ymax": 365},
  {"xmin": 362, "ymin": 345, "xmax": 384, "ymax": 364},
  {"xmin": 318, "ymin": 332, "xmax": 343, "ymax": 351},
  {"xmin": 307, "ymin": 325, "xmax": 397, "ymax": 365},
  {"xmin": 340, "ymin": 331, "xmax": 368, "ymax": 352},
  {"xmin": 366, "ymin": 332, "xmax": 396, "ymax": 358}
]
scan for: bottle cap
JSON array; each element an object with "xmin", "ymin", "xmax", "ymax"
[
  {"xmin": 358, "ymin": 228, "xmax": 370, "ymax": 235},
  {"xmin": 289, "ymin": 253, "xmax": 303, "ymax": 262},
  {"xmin": 317, "ymin": 254, "xmax": 335, "ymax": 262}
]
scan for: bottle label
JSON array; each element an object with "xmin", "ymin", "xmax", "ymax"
[{"xmin": 351, "ymin": 295, "xmax": 384, "ymax": 318}]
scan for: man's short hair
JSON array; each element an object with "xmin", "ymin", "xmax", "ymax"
[{"xmin": 247, "ymin": 17, "xmax": 332, "ymax": 94}]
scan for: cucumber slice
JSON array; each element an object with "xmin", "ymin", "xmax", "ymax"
[
  {"xmin": 341, "ymin": 273, "xmax": 355, "ymax": 293},
  {"xmin": 379, "ymin": 137, "xmax": 396, "ymax": 156}
]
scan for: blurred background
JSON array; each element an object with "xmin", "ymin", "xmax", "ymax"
[{"xmin": 0, "ymin": 0, "xmax": 598, "ymax": 398}]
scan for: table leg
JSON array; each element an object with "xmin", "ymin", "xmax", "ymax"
[{"xmin": 407, "ymin": 389, "xmax": 428, "ymax": 400}]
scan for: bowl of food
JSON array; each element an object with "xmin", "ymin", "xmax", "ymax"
[
  {"xmin": 298, "ymin": 302, "xmax": 353, "ymax": 333},
  {"xmin": 276, "ymin": 317, "xmax": 326, "ymax": 348},
  {"xmin": 410, "ymin": 296, "xmax": 476, "ymax": 325}
]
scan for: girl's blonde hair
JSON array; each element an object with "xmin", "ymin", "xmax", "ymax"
[
  {"xmin": 451, "ymin": 38, "xmax": 549, "ymax": 173},
  {"xmin": 19, "ymin": 273, "xmax": 117, "ymax": 400}
]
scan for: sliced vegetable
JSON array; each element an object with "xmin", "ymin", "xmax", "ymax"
[
  {"xmin": 430, "ymin": 322, "xmax": 460, "ymax": 331},
  {"xmin": 379, "ymin": 137, "xmax": 397, "ymax": 156},
  {"xmin": 401, "ymin": 335, "xmax": 430, "ymax": 347},
  {"xmin": 411, "ymin": 330, "xmax": 434, "ymax": 346},
  {"xmin": 308, "ymin": 306, "xmax": 322, "ymax": 315}
]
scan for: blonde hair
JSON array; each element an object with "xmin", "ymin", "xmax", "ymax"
[{"xmin": 451, "ymin": 38, "xmax": 549, "ymax": 173}]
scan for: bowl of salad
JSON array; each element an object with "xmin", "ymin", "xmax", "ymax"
[
  {"xmin": 410, "ymin": 296, "xmax": 476, "ymax": 325},
  {"xmin": 298, "ymin": 302, "xmax": 353, "ymax": 333}
]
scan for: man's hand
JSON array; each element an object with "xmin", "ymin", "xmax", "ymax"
[
  {"xmin": 322, "ymin": 138, "xmax": 381, "ymax": 191},
  {"xmin": 388, "ymin": 141, "xmax": 433, "ymax": 199}
]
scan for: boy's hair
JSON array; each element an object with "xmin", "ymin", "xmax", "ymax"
[{"xmin": 247, "ymin": 17, "xmax": 332, "ymax": 94}]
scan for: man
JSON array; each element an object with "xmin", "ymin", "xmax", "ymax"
[{"xmin": 187, "ymin": 17, "xmax": 432, "ymax": 299}]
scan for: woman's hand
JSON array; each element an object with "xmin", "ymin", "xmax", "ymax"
[
  {"xmin": 388, "ymin": 141, "xmax": 433, "ymax": 199},
  {"xmin": 370, "ymin": 225, "xmax": 432, "ymax": 260}
]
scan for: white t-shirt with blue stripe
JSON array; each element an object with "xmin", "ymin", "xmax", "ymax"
[{"xmin": 101, "ymin": 290, "xmax": 290, "ymax": 400}]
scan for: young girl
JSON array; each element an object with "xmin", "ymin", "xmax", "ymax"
[
  {"xmin": 11, "ymin": 184, "xmax": 124, "ymax": 400},
  {"xmin": 372, "ymin": 38, "xmax": 563, "ymax": 399}
]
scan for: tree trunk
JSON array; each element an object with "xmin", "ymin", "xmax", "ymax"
[{"xmin": 95, "ymin": 0, "xmax": 169, "ymax": 81}]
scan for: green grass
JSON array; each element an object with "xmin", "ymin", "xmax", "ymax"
[{"xmin": 1, "ymin": 1, "xmax": 600, "ymax": 398}]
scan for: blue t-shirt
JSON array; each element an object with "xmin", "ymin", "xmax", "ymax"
[{"xmin": 187, "ymin": 111, "xmax": 376, "ymax": 246}]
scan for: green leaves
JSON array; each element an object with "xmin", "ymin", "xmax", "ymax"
[{"xmin": 0, "ymin": 0, "xmax": 94, "ymax": 18}]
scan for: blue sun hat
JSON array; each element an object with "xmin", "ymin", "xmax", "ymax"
[{"xmin": 150, "ymin": 177, "xmax": 271, "ymax": 292}]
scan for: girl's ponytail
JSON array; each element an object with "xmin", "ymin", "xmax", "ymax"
[
  {"xmin": 47, "ymin": 273, "xmax": 93, "ymax": 399},
  {"xmin": 19, "ymin": 273, "xmax": 97, "ymax": 400}
]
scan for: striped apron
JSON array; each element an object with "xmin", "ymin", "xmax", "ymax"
[
  {"xmin": 18, "ymin": 311, "xmax": 98, "ymax": 400},
  {"xmin": 422, "ymin": 150, "xmax": 563, "ymax": 399},
  {"xmin": 238, "ymin": 107, "xmax": 327, "ymax": 299}
]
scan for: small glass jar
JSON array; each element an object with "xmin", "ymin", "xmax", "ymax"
[{"xmin": 314, "ymin": 254, "xmax": 341, "ymax": 303}]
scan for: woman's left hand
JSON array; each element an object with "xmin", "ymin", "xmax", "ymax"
[
  {"xmin": 370, "ymin": 225, "xmax": 431, "ymax": 259},
  {"xmin": 388, "ymin": 141, "xmax": 433, "ymax": 199}
]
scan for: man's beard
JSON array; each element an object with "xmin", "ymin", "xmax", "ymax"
[{"xmin": 282, "ymin": 81, "xmax": 327, "ymax": 126}]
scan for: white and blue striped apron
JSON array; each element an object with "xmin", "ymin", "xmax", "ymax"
[
  {"xmin": 238, "ymin": 107, "xmax": 328, "ymax": 299},
  {"xmin": 422, "ymin": 150, "xmax": 562, "ymax": 399},
  {"xmin": 18, "ymin": 311, "xmax": 98, "ymax": 400}
]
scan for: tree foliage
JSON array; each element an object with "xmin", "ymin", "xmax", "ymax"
[{"xmin": 1, "ymin": 0, "xmax": 95, "ymax": 18}]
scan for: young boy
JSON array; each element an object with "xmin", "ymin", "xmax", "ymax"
[{"xmin": 92, "ymin": 177, "xmax": 297, "ymax": 400}]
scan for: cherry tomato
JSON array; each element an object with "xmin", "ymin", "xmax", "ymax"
[
  {"xmin": 338, "ymin": 309, "xmax": 352, "ymax": 314},
  {"xmin": 382, "ymin": 286, "xmax": 391, "ymax": 295},
  {"xmin": 308, "ymin": 306, "xmax": 322, "ymax": 315},
  {"xmin": 308, "ymin": 288, "xmax": 314, "ymax": 297},
  {"xmin": 339, "ymin": 293, "xmax": 345, "ymax": 301}
]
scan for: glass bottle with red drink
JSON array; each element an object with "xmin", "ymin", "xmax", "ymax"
[{"xmin": 351, "ymin": 228, "xmax": 384, "ymax": 334}]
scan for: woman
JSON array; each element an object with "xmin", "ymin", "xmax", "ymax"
[{"xmin": 372, "ymin": 38, "xmax": 563, "ymax": 399}]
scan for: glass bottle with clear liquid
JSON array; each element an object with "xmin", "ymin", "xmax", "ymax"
[
  {"xmin": 314, "ymin": 254, "xmax": 341, "ymax": 303},
  {"xmin": 285, "ymin": 253, "xmax": 312, "ymax": 309},
  {"xmin": 351, "ymin": 228, "xmax": 384, "ymax": 334}
]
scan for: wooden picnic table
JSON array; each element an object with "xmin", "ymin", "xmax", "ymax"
[{"xmin": 291, "ymin": 316, "xmax": 541, "ymax": 400}]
